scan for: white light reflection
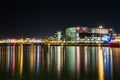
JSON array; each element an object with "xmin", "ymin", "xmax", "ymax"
[
  {"xmin": 50, "ymin": 46, "xmax": 53, "ymax": 68},
  {"xmin": 36, "ymin": 45, "xmax": 40, "ymax": 74},
  {"xmin": 57, "ymin": 46, "xmax": 61, "ymax": 73},
  {"xmin": 66, "ymin": 46, "xmax": 76, "ymax": 74},
  {"xmin": 110, "ymin": 48, "xmax": 113, "ymax": 78},
  {"xmin": 54, "ymin": 46, "xmax": 63, "ymax": 78},
  {"xmin": 55, "ymin": 46, "xmax": 63, "ymax": 77},
  {"xmin": 63, "ymin": 46, "xmax": 65, "ymax": 65}
]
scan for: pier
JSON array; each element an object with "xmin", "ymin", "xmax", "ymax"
[{"xmin": 0, "ymin": 39, "xmax": 114, "ymax": 47}]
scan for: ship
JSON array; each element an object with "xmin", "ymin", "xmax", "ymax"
[{"xmin": 109, "ymin": 36, "xmax": 120, "ymax": 47}]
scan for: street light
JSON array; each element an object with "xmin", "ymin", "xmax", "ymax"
[{"xmin": 98, "ymin": 26, "xmax": 103, "ymax": 43}]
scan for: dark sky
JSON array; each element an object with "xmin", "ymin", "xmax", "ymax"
[{"xmin": 0, "ymin": 0, "xmax": 120, "ymax": 38}]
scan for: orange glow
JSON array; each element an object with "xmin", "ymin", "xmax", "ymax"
[
  {"xmin": 77, "ymin": 46, "xmax": 80, "ymax": 79},
  {"xmin": 99, "ymin": 26, "xmax": 103, "ymax": 29},
  {"xmin": 47, "ymin": 45, "xmax": 50, "ymax": 71},
  {"xmin": 30, "ymin": 45, "xmax": 36, "ymax": 72},
  {"xmin": 84, "ymin": 46, "xmax": 88, "ymax": 72},
  {"xmin": 20, "ymin": 44, "xmax": 23, "ymax": 76},
  {"xmin": 98, "ymin": 47, "xmax": 104, "ymax": 80}
]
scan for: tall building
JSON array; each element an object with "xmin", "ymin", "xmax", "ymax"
[{"xmin": 55, "ymin": 31, "xmax": 62, "ymax": 40}]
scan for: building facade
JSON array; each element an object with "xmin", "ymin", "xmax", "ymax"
[
  {"xmin": 65, "ymin": 26, "xmax": 115, "ymax": 43},
  {"xmin": 65, "ymin": 27, "xmax": 80, "ymax": 41}
]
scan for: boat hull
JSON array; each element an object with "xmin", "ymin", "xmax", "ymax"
[{"xmin": 109, "ymin": 42, "xmax": 120, "ymax": 47}]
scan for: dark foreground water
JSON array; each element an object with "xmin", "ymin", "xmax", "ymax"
[{"xmin": 0, "ymin": 44, "xmax": 120, "ymax": 80}]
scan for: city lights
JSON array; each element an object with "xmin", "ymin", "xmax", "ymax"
[{"xmin": 0, "ymin": 26, "xmax": 119, "ymax": 47}]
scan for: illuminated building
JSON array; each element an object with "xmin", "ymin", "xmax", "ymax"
[
  {"xmin": 55, "ymin": 31, "xmax": 62, "ymax": 40},
  {"xmin": 65, "ymin": 26, "xmax": 115, "ymax": 43},
  {"xmin": 65, "ymin": 27, "xmax": 81, "ymax": 42}
]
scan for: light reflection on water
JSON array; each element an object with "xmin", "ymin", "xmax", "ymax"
[
  {"xmin": 98, "ymin": 47, "xmax": 104, "ymax": 80},
  {"xmin": 0, "ymin": 45, "xmax": 120, "ymax": 80}
]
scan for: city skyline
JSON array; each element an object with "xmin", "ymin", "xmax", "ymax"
[{"xmin": 0, "ymin": 1, "xmax": 120, "ymax": 38}]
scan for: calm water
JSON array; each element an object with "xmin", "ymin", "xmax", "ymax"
[{"xmin": 0, "ymin": 44, "xmax": 120, "ymax": 80}]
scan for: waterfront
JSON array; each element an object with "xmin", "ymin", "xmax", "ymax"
[{"xmin": 0, "ymin": 45, "xmax": 120, "ymax": 80}]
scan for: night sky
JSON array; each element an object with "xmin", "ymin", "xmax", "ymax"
[{"xmin": 0, "ymin": 0, "xmax": 120, "ymax": 38}]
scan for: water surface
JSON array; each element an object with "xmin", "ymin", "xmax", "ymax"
[{"xmin": 0, "ymin": 44, "xmax": 120, "ymax": 80}]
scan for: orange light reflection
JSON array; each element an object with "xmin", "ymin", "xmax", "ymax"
[{"xmin": 98, "ymin": 47, "xmax": 104, "ymax": 80}]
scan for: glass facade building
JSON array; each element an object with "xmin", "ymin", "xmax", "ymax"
[{"xmin": 65, "ymin": 27, "xmax": 115, "ymax": 43}]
